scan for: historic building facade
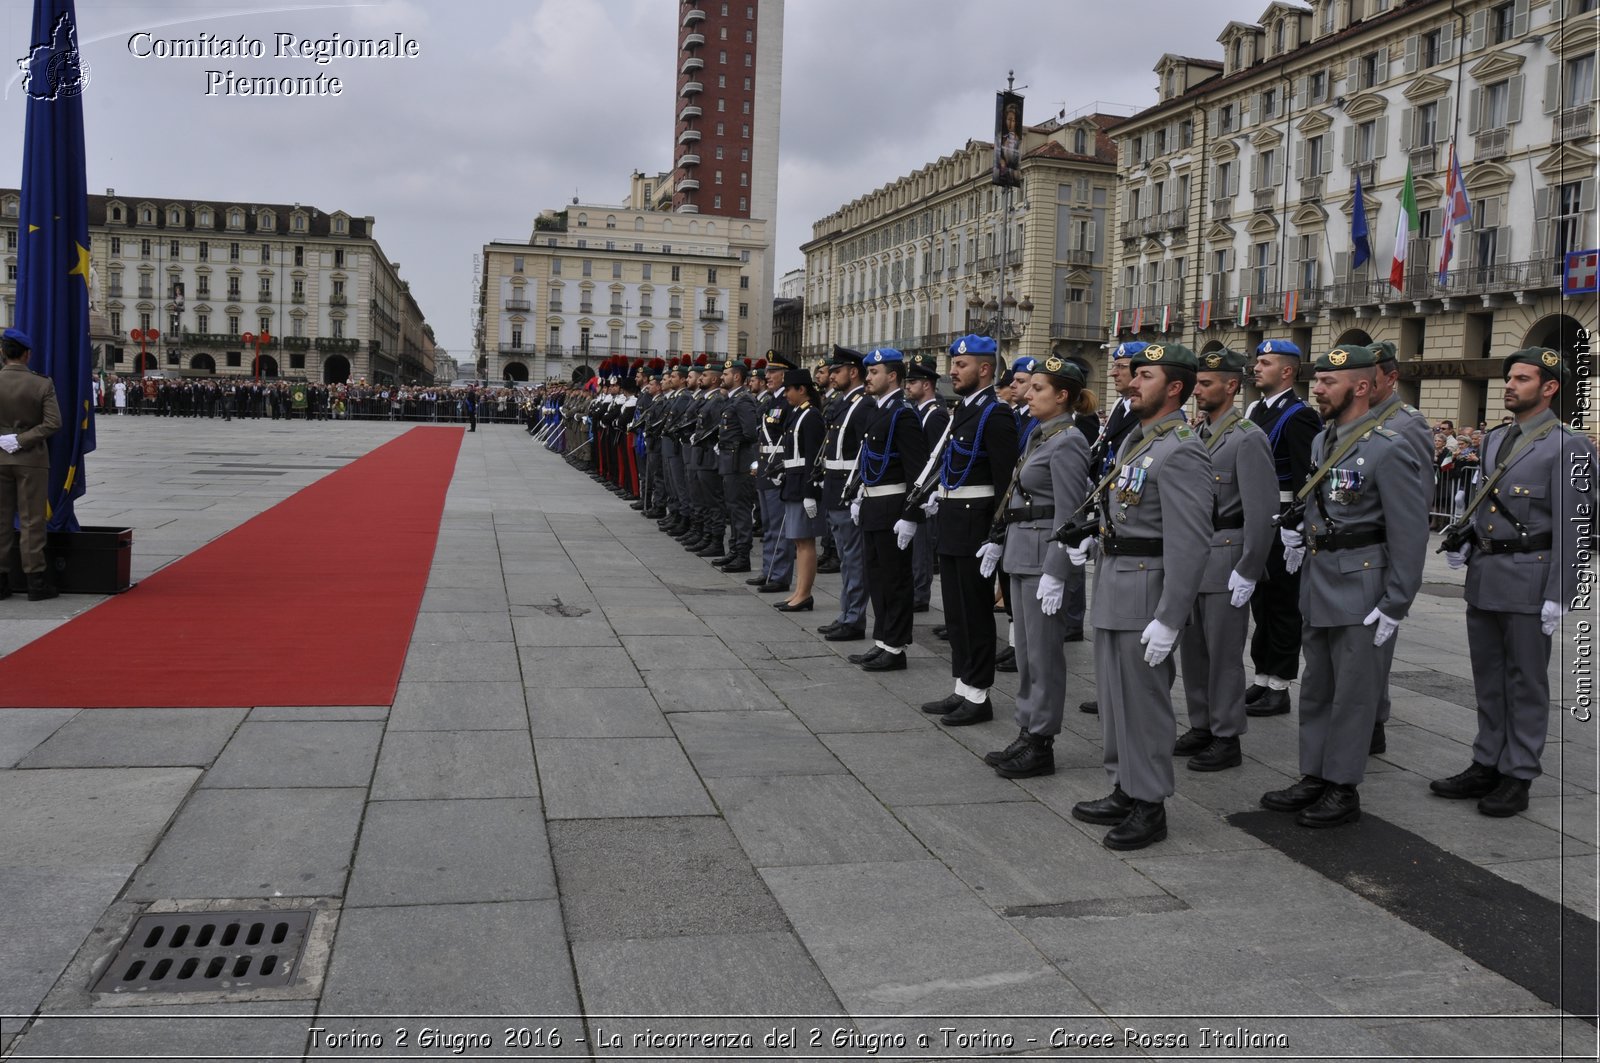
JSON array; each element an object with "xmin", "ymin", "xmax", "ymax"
[{"xmin": 1110, "ymin": 0, "xmax": 1595, "ymax": 425}]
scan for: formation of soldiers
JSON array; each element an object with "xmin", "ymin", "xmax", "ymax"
[
  {"xmin": 102, "ymin": 377, "xmax": 527, "ymax": 424},
  {"xmin": 547, "ymin": 337, "xmax": 1594, "ymax": 852}
]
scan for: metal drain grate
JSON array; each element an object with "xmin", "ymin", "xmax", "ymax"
[{"xmin": 92, "ymin": 910, "xmax": 314, "ymax": 995}]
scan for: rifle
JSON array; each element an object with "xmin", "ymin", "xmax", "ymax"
[
  {"xmin": 1437, "ymin": 517, "xmax": 1471, "ymax": 554},
  {"xmin": 839, "ymin": 440, "xmax": 868, "ymax": 502},
  {"xmin": 905, "ymin": 417, "xmax": 955, "ymax": 510},
  {"xmin": 1272, "ymin": 495, "xmax": 1306, "ymax": 533},
  {"xmin": 1048, "ymin": 494, "xmax": 1101, "ymax": 549}
]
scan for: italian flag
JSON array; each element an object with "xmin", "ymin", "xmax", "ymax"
[{"xmin": 1389, "ymin": 163, "xmax": 1419, "ymax": 291}]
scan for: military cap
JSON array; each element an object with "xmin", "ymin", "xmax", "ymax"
[
  {"xmin": 949, "ymin": 334, "xmax": 998, "ymax": 358},
  {"xmin": 1010, "ymin": 355, "xmax": 1039, "ymax": 374},
  {"xmin": 907, "ymin": 351, "xmax": 941, "ymax": 381},
  {"xmin": 862, "ymin": 347, "xmax": 904, "ymax": 366},
  {"xmin": 1036, "ymin": 353, "xmax": 1086, "ymax": 387},
  {"xmin": 997, "ymin": 367, "xmax": 1017, "ymax": 388},
  {"xmin": 693, "ymin": 352, "xmax": 710, "ymax": 368},
  {"xmin": 1, "ymin": 327, "xmax": 32, "ymax": 350},
  {"xmin": 766, "ymin": 349, "xmax": 799, "ymax": 371},
  {"xmin": 646, "ymin": 357, "xmax": 666, "ymax": 379},
  {"xmin": 1371, "ymin": 339, "xmax": 1400, "ymax": 365},
  {"xmin": 1312, "ymin": 343, "xmax": 1381, "ymax": 371},
  {"xmin": 1111, "ymin": 340, "xmax": 1147, "ymax": 360},
  {"xmin": 1255, "ymin": 339, "xmax": 1303, "ymax": 358},
  {"xmin": 1503, "ymin": 346, "xmax": 1569, "ymax": 386},
  {"xmin": 827, "ymin": 344, "xmax": 865, "ymax": 368},
  {"xmin": 782, "ymin": 368, "xmax": 811, "ymax": 389},
  {"xmin": 1197, "ymin": 347, "xmax": 1248, "ymax": 374},
  {"xmin": 1129, "ymin": 341, "xmax": 1197, "ymax": 371}
]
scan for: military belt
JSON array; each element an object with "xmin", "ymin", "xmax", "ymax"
[
  {"xmin": 1100, "ymin": 536, "xmax": 1162, "ymax": 557},
  {"xmin": 1310, "ymin": 529, "xmax": 1386, "ymax": 551},
  {"xmin": 1213, "ymin": 514, "xmax": 1245, "ymax": 530},
  {"xmin": 1000, "ymin": 505, "xmax": 1056, "ymax": 525},
  {"xmin": 860, "ymin": 483, "xmax": 907, "ymax": 498},
  {"xmin": 823, "ymin": 458, "xmax": 856, "ymax": 471},
  {"xmin": 781, "ymin": 457, "xmax": 808, "ymax": 469},
  {"xmin": 938, "ymin": 485, "xmax": 995, "ymax": 499},
  {"xmin": 1475, "ymin": 532, "xmax": 1552, "ymax": 555}
]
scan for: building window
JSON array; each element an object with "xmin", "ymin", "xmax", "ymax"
[
  {"xmin": 549, "ymin": 325, "xmax": 561, "ymax": 351},
  {"xmin": 140, "ymin": 238, "xmax": 151, "ymax": 258},
  {"xmin": 739, "ymin": 197, "xmax": 747, "ymax": 211},
  {"xmin": 671, "ymin": 266, "xmax": 681, "ymax": 282},
  {"xmin": 741, "ymin": 124, "xmax": 750, "ymax": 138},
  {"xmin": 719, "ymin": 49, "xmax": 727, "ymax": 63},
  {"xmin": 332, "ymin": 318, "xmax": 344, "ymax": 339},
  {"xmin": 1416, "ymin": 101, "xmax": 1438, "ymax": 147},
  {"xmin": 1220, "ymin": 103, "xmax": 1234, "ymax": 132},
  {"xmin": 739, "ymin": 302, "xmax": 749, "ymax": 318},
  {"xmin": 1306, "ymin": 135, "xmax": 1325, "ymax": 177},
  {"xmin": 714, "ymin": 195, "xmax": 722, "ymax": 209},
  {"xmin": 228, "ymin": 241, "xmax": 239, "ymax": 262},
  {"xmin": 333, "ymin": 249, "xmax": 344, "ymax": 268},
  {"xmin": 1359, "ymin": 51, "xmax": 1378, "ymax": 88},
  {"xmin": 1262, "ymin": 87, "xmax": 1276, "ymax": 118},
  {"xmin": 708, "ymin": 268, "xmax": 718, "ymax": 283},
  {"xmin": 715, "ymin": 170, "xmax": 723, "ymax": 184},
  {"xmin": 109, "ymin": 310, "xmax": 120, "ymax": 333},
  {"xmin": 258, "ymin": 242, "xmax": 269, "ymax": 262},
  {"xmin": 196, "ymin": 313, "xmax": 207, "ymax": 333},
  {"xmin": 552, "ymin": 258, "xmax": 562, "ymax": 275},
  {"xmin": 1232, "ymin": 38, "xmax": 1243, "ymax": 69},
  {"xmin": 1567, "ymin": 53, "xmax": 1597, "ymax": 110},
  {"xmin": 228, "ymin": 314, "xmax": 240, "ymax": 335},
  {"xmin": 742, "ymin": 100, "xmax": 750, "ymax": 114},
  {"xmin": 1556, "ymin": 182, "xmax": 1587, "ymax": 260},
  {"xmin": 513, "ymin": 255, "xmax": 524, "ymax": 272},
  {"xmin": 717, "ymin": 99, "xmax": 726, "ymax": 112},
  {"xmin": 1490, "ymin": 2, "xmax": 1514, "ymax": 44},
  {"xmin": 294, "ymin": 245, "xmax": 304, "ymax": 266},
  {"xmin": 1357, "ymin": 119, "xmax": 1378, "ymax": 162},
  {"xmin": 227, "ymin": 277, "xmax": 241, "ymax": 299},
  {"xmin": 259, "ymin": 316, "xmax": 270, "ymax": 335},
  {"xmin": 613, "ymin": 261, "xmax": 623, "ymax": 278},
  {"xmin": 642, "ymin": 263, "xmax": 652, "ymax": 280},
  {"xmin": 739, "ymin": 275, "xmax": 749, "ymax": 288},
  {"xmin": 1423, "ymin": 28, "xmax": 1441, "ymax": 68},
  {"xmin": 716, "ymin": 122, "xmax": 725, "ymax": 135},
  {"xmin": 740, "ymin": 148, "xmax": 749, "ymax": 162},
  {"xmin": 110, "ymin": 236, "xmax": 120, "ymax": 255},
  {"xmin": 582, "ymin": 259, "xmax": 592, "ymax": 277},
  {"xmin": 1310, "ymin": 70, "xmax": 1327, "ymax": 101},
  {"xmin": 1275, "ymin": 19, "xmax": 1286, "ymax": 53},
  {"xmin": 716, "ymin": 146, "xmax": 724, "ymax": 159}
]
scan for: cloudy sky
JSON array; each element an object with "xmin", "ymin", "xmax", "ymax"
[{"xmin": 0, "ymin": 0, "xmax": 1231, "ymax": 360}]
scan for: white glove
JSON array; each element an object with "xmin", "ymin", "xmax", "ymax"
[
  {"xmin": 1280, "ymin": 526, "xmax": 1305, "ymax": 574},
  {"xmin": 849, "ymin": 498, "xmax": 861, "ymax": 525},
  {"xmin": 802, "ymin": 498, "xmax": 818, "ymax": 519},
  {"xmin": 920, "ymin": 494, "xmax": 939, "ymax": 517},
  {"xmin": 893, "ymin": 519, "xmax": 917, "ymax": 551},
  {"xmin": 1227, "ymin": 569, "xmax": 1256, "ymax": 609},
  {"xmin": 976, "ymin": 541, "xmax": 1004, "ymax": 579},
  {"xmin": 1363, "ymin": 607, "xmax": 1401, "ymax": 646},
  {"xmin": 0, "ymin": 434, "xmax": 17, "ymax": 454},
  {"xmin": 1065, "ymin": 541, "xmax": 1089, "ymax": 567},
  {"xmin": 1541, "ymin": 599, "xmax": 1565, "ymax": 637},
  {"xmin": 1279, "ymin": 526, "xmax": 1304, "ymax": 549},
  {"xmin": 1445, "ymin": 548, "xmax": 1468, "ymax": 570},
  {"xmin": 1037, "ymin": 573, "xmax": 1065, "ymax": 616},
  {"xmin": 1139, "ymin": 619, "xmax": 1180, "ymax": 666}
]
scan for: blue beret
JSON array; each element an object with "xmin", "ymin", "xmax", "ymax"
[
  {"xmin": 1112, "ymin": 341, "xmax": 1148, "ymax": 360},
  {"xmin": 1010, "ymin": 356, "xmax": 1039, "ymax": 374},
  {"xmin": 1256, "ymin": 339, "xmax": 1302, "ymax": 358},
  {"xmin": 949, "ymin": 334, "xmax": 997, "ymax": 357},
  {"xmin": 863, "ymin": 347, "xmax": 904, "ymax": 365},
  {"xmin": 2, "ymin": 328, "xmax": 32, "ymax": 349}
]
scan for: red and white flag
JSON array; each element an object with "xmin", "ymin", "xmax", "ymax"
[
  {"xmin": 1436, "ymin": 143, "xmax": 1471, "ymax": 285},
  {"xmin": 1283, "ymin": 289, "xmax": 1299, "ymax": 323},
  {"xmin": 1131, "ymin": 307, "xmax": 1144, "ymax": 333},
  {"xmin": 1198, "ymin": 299, "xmax": 1211, "ymax": 330}
]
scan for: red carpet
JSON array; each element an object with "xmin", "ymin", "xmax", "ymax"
[{"xmin": 0, "ymin": 427, "xmax": 463, "ymax": 708}]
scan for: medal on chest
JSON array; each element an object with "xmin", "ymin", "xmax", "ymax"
[
  {"xmin": 1115, "ymin": 463, "xmax": 1147, "ymax": 507},
  {"xmin": 1327, "ymin": 467, "xmax": 1364, "ymax": 505}
]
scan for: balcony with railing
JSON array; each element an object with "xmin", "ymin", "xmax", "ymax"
[
  {"xmin": 700, "ymin": 308, "xmax": 724, "ymax": 321},
  {"xmin": 680, "ymin": 56, "xmax": 703, "ymax": 74},
  {"xmin": 678, "ymin": 152, "xmax": 700, "ymax": 167},
  {"xmin": 1050, "ymin": 307, "xmax": 1101, "ymax": 341},
  {"xmin": 315, "ymin": 337, "xmax": 360, "ymax": 353},
  {"xmin": 107, "ymin": 285, "xmax": 123, "ymax": 298},
  {"xmin": 683, "ymin": 31, "xmax": 704, "ymax": 48},
  {"xmin": 677, "ymin": 177, "xmax": 700, "ymax": 193},
  {"xmin": 682, "ymin": 8, "xmax": 705, "ymax": 25},
  {"xmin": 678, "ymin": 128, "xmax": 701, "ymax": 144},
  {"xmin": 1474, "ymin": 128, "xmax": 1510, "ymax": 161},
  {"xmin": 1299, "ymin": 176, "xmax": 1325, "ymax": 202},
  {"xmin": 138, "ymin": 286, "xmax": 154, "ymax": 299},
  {"xmin": 1253, "ymin": 189, "xmax": 1277, "ymax": 213},
  {"xmin": 1211, "ymin": 197, "xmax": 1233, "ymax": 221},
  {"xmin": 1408, "ymin": 144, "xmax": 1439, "ymax": 176},
  {"xmin": 290, "ymin": 292, "xmax": 305, "ymax": 304},
  {"xmin": 330, "ymin": 293, "xmax": 348, "ymax": 306},
  {"xmin": 579, "ymin": 302, "xmax": 594, "ymax": 314},
  {"xmin": 1556, "ymin": 108, "xmax": 1594, "ymax": 143},
  {"xmin": 1061, "ymin": 248, "xmax": 1094, "ymax": 266},
  {"xmin": 681, "ymin": 80, "xmax": 703, "ymax": 97},
  {"xmin": 548, "ymin": 302, "xmax": 564, "ymax": 314},
  {"xmin": 504, "ymin": 299, "xmax": 531, "ymax": 312},
  {"xmin": 678, "ymin": 104, "xmax": 702, "ymax": 122},
  {"xmin": 499, "ymin": 342, "xmax": 535, "ymax": 354}
]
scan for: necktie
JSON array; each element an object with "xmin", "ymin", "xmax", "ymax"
[
  {"xmin": 1494, "ymin": 425, "xmax": 1520, "ymax": 470},
  {"xmin": 1199, "ymin": 422, "xmax": 1212, "ymax": 442}
]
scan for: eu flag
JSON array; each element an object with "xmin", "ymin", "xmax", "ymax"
[
  {"xmin": 17, "ymin": 0, "xmax": 94, "ymax": 531},
  {"xmin": 1350, "ymin": 170, "xmax": 1373, "ymax": 271}
]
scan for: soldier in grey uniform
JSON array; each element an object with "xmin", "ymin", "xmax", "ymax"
[
  {"xmin": 713, "ymin": 357, "xmax": 762, "ymax": 573},
  {"xmin": 691, "ymin": 360, "xmax": 729, "ymax": 559},
  {"xmin": 1365, "ymin": 340, "xmax": 1435, "ymax": 754},
  {"xmin": 751, "ymin": 353, "xmax": 796, "ymax": 592},
  {"xmin": 979, "ymin": 355, "xmax": 1091, "ymax": 778},
  {"xmin": 1174, "ymin": 348, "xmax": 1277, "ymax": 772},
  {"xmin": 1262, "ymin": 343, "xmax": 1428, "ymax": 828},
  {"xmin": 1433, "ymin": 347, "xmax": 1597, "ymax": 816},
  {"xmin": 657, "ymin": 359, "xmax": 690, "ymax": 535},
  {"xmin": 1065, "ymin": 342, "xmax": 1213, "ymax": 851}
]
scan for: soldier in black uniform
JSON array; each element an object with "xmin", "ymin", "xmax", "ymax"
[
  {"xmin": 845, "ymin": 348, "xmax": 930, "ymax": 673},
  {"xmin": 713, "ymin": 357, "xmax": 762, "ymax": 573},
  {"xmin": 752, "ymin": 352, "xmax": 796, "ymax": 593},
  {"xmin": 918, "ymin": 335, "xmax": 1020, "ymax": 725},
  {"xmin": 816, "ymin": 345, "xmax": 872, "ymax": 642},
  {"xmin": 905, "ymin": 352, "xmax": 948, "ymax": 612}
]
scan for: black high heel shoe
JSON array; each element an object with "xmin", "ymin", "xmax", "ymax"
[{"xmin": 775, "ymin": 597, "xmax": 814, "ymax": 612}]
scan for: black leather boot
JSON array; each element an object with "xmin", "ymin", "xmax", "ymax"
[
  {"xmin": 994, "ymin": 733, "xmax": 1055, "ymax": 779},
  {"xmin": 0, "ymin": 574, "xmax": 9, "ymax": 600},
  {"xmin": 1187, "ymin": 736, "xmax": 1242, "ymax": 772},
  {"xmin": 26, "ymin": 572, "xmax": 58, "ymax": 602},
  {"xmin": 1072, "ymin": 786, "xmax": 1134, "ymax": 825},
  {"xmin": 1104, "ymin": 800, "xmax": 1166, "ymax": 850},
  {"xmin": 1260, "ymin": 775, "xmax": 1328, "ymax": 812},
  {"xmin": 1430, "ymin": 761, "xmax": 1499, "ymax": 799},
  {"xmin": 1296, "ymin": 783, "xmax": 1360, "ymax": 828},
  {"xmin": 1477, "ymin": 776, "xmax": 1531, "ymax": 817},
  {"xmin": 983, "ymin": 727, "xmax": 1030, "ymax": 766},
  {"xmin": 1173, "ymin": 727, "xmax": 1213, "ymax": 757}
]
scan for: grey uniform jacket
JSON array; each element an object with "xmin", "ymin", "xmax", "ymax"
[
  {"xmin": 1372, "ymin": 394, "xmax": 1436, "ymax": 480},
  {"xmin": 1465, "ymin": 409, "xmax": 1598, "ymax": 614},
  {"xmin": 1001, "ymin": 414, "xmax": 1089, "ymax": 581},
  {"xmin": 1298, "ymin": 419, "xmax": 1428, "ymax": 627},
  {"xmin": 0, "ymin": 364, "xmax": 61, "ymax": 469},
  {"xmin": 1088, "ymin": 409, "xmax": 1214, "ymax": 632},
  {"xmin": 716, "ymin": 388, "xmax": 762, "ymax": 475},
  {"xmin": 694, "ymin": 390, "xmax": 727, "ymax": 471},
  {"xmin": 1198, "ymin": 414, "xmax": 1278, "ymax": 593}
]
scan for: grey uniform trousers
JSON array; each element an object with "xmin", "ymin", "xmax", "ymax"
[
  {"xmin": 1297, "ymin": 622, "xmax": 1385, "ymax": 786},
  {"xmin": 1095, "ymin": 627, "xmax": 1178, "ymax": 803},
  {"xmin": 757, "ymin": 486, "xmax": 794, "ymax": 584},
  {"xmin": 1010, "ymin": 573, "xmax": 1068, "ymax": 737},
  {"xmin": 723, "ymin": 471, "xmax": 756, "ymax": 556},
  {"xmin": 825, "ymin": 507, "xmax": 868, "ymax": 628},
  {"xmin": 1178, "ymin": 591, "xmax": 1250, "ymax": 739},
  {"xmin": 1467, "ymin": 606, "xmax": 1553, "ymax": 781}
]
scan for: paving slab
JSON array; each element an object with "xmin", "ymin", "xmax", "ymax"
[
  {"xmin": 371, "ymin": 730, "xmax": 538, "ymax": 800},
  {"xmin": 201, "ymin": 720, "xmax": 383, "ymax": 789},
  {"xmin": 409, "ymin": 610, "xmax": 515, "ymax": 643},
  {"xmin": 345, "ymin": 798, "xmax": 555, "ymax": 907},
  {"xmin": 1485, "ymin": 854, "xmax": 1599, "ymax": 921},
  {"xmin": 126, "ymin": 787, "xmax": 365, "ymax": 901},
  {"xmin": 9, "ymin": 1002, "xmax": 311, "ymax": 1063},
  {"xmin": 420, "ymin": 586, "xmax": 508, "ymax": 612},
  {"xmin": 526, "ymin": 687, "xmax": 672, "ymax": 738},
  {"xmin": 510, "ymin": 611, "xmax": 621, "ymax": 648},
  {"xmin": 0, "ymin": 768, "xmax": 200, "ymax": 867},
  {"xmin": 400, "ymin": 640, "xmax": 523, "ymax": 683},
  {"xmin": 621, "ymin": 633, "xmax": 749, "ymax": 672},
  {"xmin": 0, "ymin": 708, "xmax": 78, "ymax": 768},
  {"xmin": 572, "ymin": 931, "xmax": 844, "ymax": 1016},
  {"xmin": 248, "ymin": 705, "xmax": 390, "ymax": 722},
  {"xmin": 643, "ymin": 667, "xmax": 785, "ymax": 712},
  {"xmin": 520, "ymin": 646, "xmax": 644, "ymax": 687},
  {"xmin": 549, "ymin": 817, "xmax": 789, "ymax": 941},
  {"xmin": 17, "ymin": 707, "xmax": 246, "ymax": 769},
  {"xmin": 779, "ymin": 682, "xmax": 935, "ymax": 733},
  {"xmin": 706, "ymin": 774, "xmax": 929, "ymax": 868},
  {"xmin": 0, "ymin": 865, "xmax": 135, "ymax": 1031},
  {"xmin": 388, "ymin": 680, "xmax": 529, "ymax": 731},
  {"xmin": 669, "ymin": 710, "xmax": 846, "ymax": 777},
  {"xmin": 535, "ymin": 738, "xmax": 713, "ymax": 818},
  {"xmin": 820, "ymin": 731, "xmax": 1030, "ymax": 806}
]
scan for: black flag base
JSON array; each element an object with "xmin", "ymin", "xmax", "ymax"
[{"xmin": 5, "ymin": 525, "xmax": 133, "ymax": 595}]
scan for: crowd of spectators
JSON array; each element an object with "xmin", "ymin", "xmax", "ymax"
[{"xmin": 91, "ymin": 376, "xmax": 538, "ymax": 424}]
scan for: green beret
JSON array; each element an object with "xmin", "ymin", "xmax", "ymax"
[
  {"xmin": 907, "ymin": 351, "xmax": 941, "ymax": 381},
  {"xmin": 1371, "ymin": 339, "xmax": 1399, "ymax": 364},
  {"xmin": 1312, "ymin": 343, "xmax": 1381, "ymax": 371},
  {"xmin": 1502, "ymin": 347, "xmax": 1568, "ymax": 386},
  {"xmin": 1036, "ymin": 353, "xmax": 1086, "ymax": 387},
  {"xmin": 1197, "ymin": 347, "xmax": 1248, "ymax": 374},
  {"xmin": 1129, "ymin": 341, "xmax": 1197, "ymax": 371}
]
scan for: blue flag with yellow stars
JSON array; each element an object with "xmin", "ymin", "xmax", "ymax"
[{"xmin": 17, "ymin": 0, "xmax": 95, "ymax": 531}]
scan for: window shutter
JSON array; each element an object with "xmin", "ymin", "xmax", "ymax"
[
  {"xmin": 1507, "ymin": 74, "xmax": 1525, "ymax": 124},
  {"xmin": 1582, "ymin": 178, "xmax": 1597, "ymax": 213},
  {"xmin": 1531, "ymin": 187, "xmax": 1550, "ymax": 259},
  {"xmin": 1293, "ymin": 76, "xmax": 1308, "ymax": 110},
  {"xmin": 1512, "ymin": 0, "xmax": 1528, "ymax": 37},
  {"xmin": 1468, "ymin": 87, "xmax": 1482, "ymax": 133},
  {"xmin": 1481, "ymin": 197, "xmax": 1500, "ymax": 228},
  {"xmin": 1403, "ymin": 35, "xmax": 1419, "ymax": 75},
  {"xmin": 1240, "ymin": 97, "xmax": 1253, "ymax": 127},
  {"xmin": 1375, "ymin": 48, "xmax": 1389, "ymax": 84},
  {"xmin": 1439, "ymin": 20, "xmax": 1455, "ymax": 62},
  {"xmin": 1494, "ymin": 224, "xmax": 1512, "ymax": 266},
  {"xmin": 1209, "ymin": 109, "xmax": 1220, "ymax": 137},
  {"xmin": 1273, "ymin": 152, "xmax": 1284, "ymax": 187},
  {"xmin": 1342, "ymin": 125, "xmax": 1356, "ymax": 165},
  {"xmin": 1321, "ymin": 137, "xmax": 1333, "ymax": 174},
  {"xmin": 1543, "ymin": 63, "xmax": 1561, "ymax": 115},
  {"xmin": 1374, "ymin": 116, "xmax": 1389, "ymax": 157},
  {"xmin": 1086, "ymin": 220, "xmax": 1096, "ymax": 252},
  {"xmin": 1334, "ymin": 250, "xmax": 1349, "ymax": 280},
  {"xmin": 1436, "ymin": 97, "xmax": 1451, "ymax": 136},
  {"xmin": 1468, "ymin": 10, "xmax": 1486, "ymax": 51},
  {"xmin": 1295, "ymin": 139, "xmax": 1306, "ymax": 179},
  {"xmin": 1231, "ymin": 163, "xmax": 1241, "ymax": 196},
  {"xmin": 1345, "ymin": 56, "xmax": 1359, "ymax": 85},
  {"xmin": 1400, "ymin": 108, "xmax": 1414, "ymax": 150},
  {"xmin": 1250, "ymin": 155, "xmax": 1262, "ymax": 191}
]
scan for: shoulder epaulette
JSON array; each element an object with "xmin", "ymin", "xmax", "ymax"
[
  {"xmin": 1236, "ymin": 419, "xmax": 1260, "ymax": 431},
  {"xmin": 1372, "ymin": 425, "xmax": 1397, "ymax": 439},
  {"xmin": 1173, "ymin": 425, "xmax": 1195, "ymax": 440}
]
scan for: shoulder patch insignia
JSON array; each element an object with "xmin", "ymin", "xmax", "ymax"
[
  {"xmin": 1237, "ymin": 419, "xmax": 1260, "ymax": 431},
  {"xmin": 1372, "ymin": 426, "xmax": 1397, "ymax": 439},
  {"xmin": 1173, "ymin": 425, "xmax": 1194, "ymax": 440}
]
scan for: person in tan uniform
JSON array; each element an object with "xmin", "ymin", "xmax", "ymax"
[{"xmin": 0, "ymin": 328, "xmax": 63, "ymax": 601}]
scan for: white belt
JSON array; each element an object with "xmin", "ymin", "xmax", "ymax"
[
  {"xmin": 1279, "ymin": 490, "xmax": 1295, "ymax": 503},
  {"xmin": 760, "ymin": 445, "xmax": 781, "ymax": 455},
  {"xmin": 861, "ymin": 484, "xmax": 907, "ymax": 498},
  {"xmin": 781, "ymin": 457, "xmax": 808, "ymax": 469},
  {"xmin": 938, "ymin": 485, "xmax": 995, "ymax": 499},
  {"xmin": 823, "ymin": 458, "xmax": 856, "ymax": 471}
]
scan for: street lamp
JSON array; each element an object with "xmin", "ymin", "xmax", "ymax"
[
  {"xmin": 966, "ymin": 291, "xmax": 1034, "ymax": 351},
  {"xmin": 241, "ymin": 330, "xmax": 272, "ymax": 382},
  {"xmin": 129, "ymin": 327, "xmax": 159, "ymax": 378}
]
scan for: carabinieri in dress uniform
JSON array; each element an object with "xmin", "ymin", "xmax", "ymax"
[
  {"xmin": 816, "ymin": 345, "xmax": 872, "ymax": 643},
  {"xmin": 1433, "ymin": 347, "xmax": 1598, "ymax": 817},
  {"xmin": 1262, "ymin": 343, "xmax": 1427, "ymax": 828},
  {"xmin": 844, "ymin": 347, "xmax": 929, "ymax": 673},
  {"xmin": 1174, "ymin": 348, "xmax": 1277, "ymax": 772},
  {"xmin": 1066, "ymin": 342, "xmax": 1213, "ymax": 851},
  {"xmin": 906, "ymin": 352, "xmax": 948, "ymax": 613},
  {"xmin": 918, "ymin": 335, "xmax": 1020, "ymax": 726},
  {"xmin": 979, "ymin": 355, "xmax": 1090, "ymax": 778},
  {"xmin": 751, "ymin": 352, "xmax": 797, "ymax": 594}
]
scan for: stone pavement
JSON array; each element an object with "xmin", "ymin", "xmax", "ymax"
[{"xmin": 0, "ymin": 418, "xmax": 1594, "ymax": 1062}]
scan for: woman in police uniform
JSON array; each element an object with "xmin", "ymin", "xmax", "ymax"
[
  {"xmin": 776, "ymin": 369, "xmax": 826, "ymax": 611},
  {"xmin": 977, "ymin": 356, "xmax": 1091, "ymax": 777}
]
